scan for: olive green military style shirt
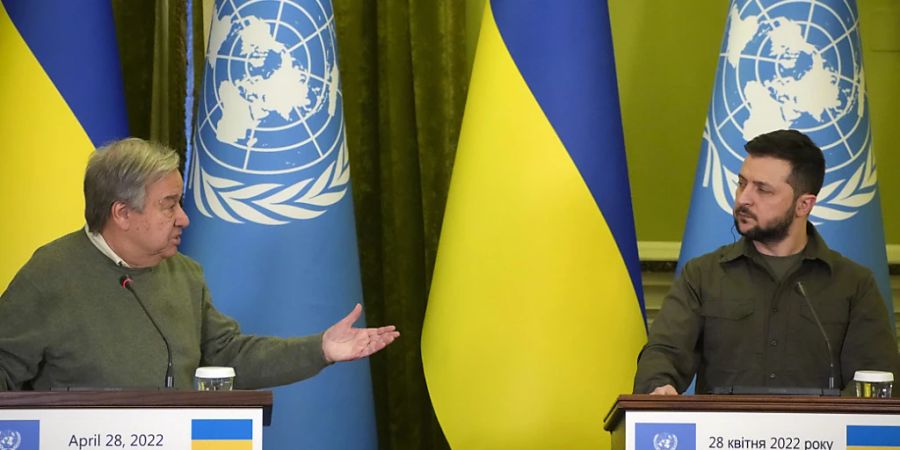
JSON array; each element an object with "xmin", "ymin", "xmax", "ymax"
[{"xmin": 634, "ymin": 223, "xmax": 900, "ymax": 394}]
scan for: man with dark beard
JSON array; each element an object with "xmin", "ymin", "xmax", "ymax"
[{"xmin": 633, "ymin": 129, "xmax": 900, "ymax": 395}]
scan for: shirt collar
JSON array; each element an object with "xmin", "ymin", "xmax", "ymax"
[
  {"xmin": 720, "ymin": 222, "xmax": 835, "ymax": 272},
  {"xmin": 84, "ymin": 225, "xmax": 132, "ymax": 268}
]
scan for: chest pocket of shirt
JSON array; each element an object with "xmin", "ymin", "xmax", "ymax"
[
  {"xmin": 700, "ymin": 298, "xmax": 755, "ymax": 369},
  {"xmin": 792, "ymin": 295, "xmax": 850, "ymax": 370},
  {"xmin": 797, "ymin": 295, "xmax": 850, "ymax": 337},
  {"xmin": 701, "ymin": 299, "xmax": 754, "ymax": 320}
]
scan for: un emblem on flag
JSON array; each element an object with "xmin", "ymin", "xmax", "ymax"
[
  {"xmin": 702, "ymin": 0, "xmax": 876, "ymax": 223},
  {"xmin": 190, "ymin": 0, "xmax": 349, "ymax": 225}
]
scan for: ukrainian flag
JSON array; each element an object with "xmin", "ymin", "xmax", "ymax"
[
  {"xmin": 848, "ymin": 425, "xmax": 900, "ymax": 450},
  {"xmin": 0, "ymin": 0, "xmax": 129, "ymax": 289},
  {"xmin": 192, "ymin": 419, "xmax": 253, "ymax": 450},
  {"xmin": 421, "ymin": 1, "xmax": 646, "ymax": 448}
]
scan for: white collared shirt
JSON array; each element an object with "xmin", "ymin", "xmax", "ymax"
[{"xmin": 84, "ymin": 225, "xmax": 132, "ymax": 268}]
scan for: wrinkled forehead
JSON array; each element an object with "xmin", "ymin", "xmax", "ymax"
[{"xmin": 144, "ymin": 170, "xmax": 184, "ymax": 200}]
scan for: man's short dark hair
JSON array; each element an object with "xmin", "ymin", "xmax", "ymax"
[{"xmin": 744, "ymin": 129, "xmax": 825, "ymax": 196}]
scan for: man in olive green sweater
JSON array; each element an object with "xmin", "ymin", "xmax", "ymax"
[
  {"xmin": 0, "ymin": 138, "xmax": 398, "ymax": 391},
  {"xmin": 634, "ymin": 129, "xmax": 900, "ymax": 395}
]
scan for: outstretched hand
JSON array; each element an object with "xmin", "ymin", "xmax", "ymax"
[{"xmin": 322, "ymin": 304, "xmax": 399, "ymax": 363}]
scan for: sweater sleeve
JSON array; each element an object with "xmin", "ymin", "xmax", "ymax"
[
  {"xmin": 0, "ymin": 271, "xmax": 50, "ymax": 391},
  {"xmin": 197, "ymin": 284, "xmax": 331, "ymax": 389},
  {"xmin": 633, "ymin": 260, "xmax": 705, "ymax": 394}
]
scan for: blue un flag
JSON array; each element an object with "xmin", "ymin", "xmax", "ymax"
[
  {"xmin": 679, "ymin": 0, "xmax": 893, "ymax": 315},
  {"xmin": 181, "ymin": 0, "xmax": 376, "ymax": 448}
]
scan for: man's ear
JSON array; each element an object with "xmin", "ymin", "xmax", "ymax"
[
  {"xmin": 796, "ymin": 193, "xmax": 817, "ymax": 217},
  {"xmin": 108, "ymin": 201, "xmax": 131, "ymax": 231}
]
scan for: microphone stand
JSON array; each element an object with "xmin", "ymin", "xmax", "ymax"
[
  {"xmin": 796, "ymin": 282, "xmax": 839, "ymax": 396},
  {"xmin": 120, "ymin": 276, "xmax": 175, "ymax": 389}
]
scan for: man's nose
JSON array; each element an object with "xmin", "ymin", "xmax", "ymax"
[
  {"xmin": 735, "ymin": 186, "xmax": 752, "ymax": 206},
  {"xmin": 175, "ymin": 203, "xmax": 190, "ymax": 228},
  {"xmin": 734, "ymin": 185, "xmax": 753, "ymax": 205}
]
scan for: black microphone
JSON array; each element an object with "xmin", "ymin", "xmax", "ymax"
[
  {"xmin": 119, "ymin": 275, "xmax": 175, "ymax": 389},
  {"xmin": 796, "ymin": 281, "xmax": 837, "ymax": 393}
]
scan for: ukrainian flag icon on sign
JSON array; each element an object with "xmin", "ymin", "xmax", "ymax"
[
  {"xmin": 191, "ymin": 419, "xmax": 252, "ymax": 450},
  {"xmin": 847, "ymin": 425, "xmax": 900, "ymax": 450}
]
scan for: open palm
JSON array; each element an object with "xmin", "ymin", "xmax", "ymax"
[{"xmin": 322, "ymin": 304, "xmax": 399, "ymax": 362}]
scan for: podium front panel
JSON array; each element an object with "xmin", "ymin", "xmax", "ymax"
[
  {"xmin": 0, "ymin": 408, "xmax": 264, "ymax": 450},
  {"xmin": 620, "ymin": 411, "xmax": 900, "ymax": 450}
]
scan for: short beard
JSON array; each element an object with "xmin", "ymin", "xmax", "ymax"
[{"xmin": 733, "ymin": 204, "xmax": 795, "ymax": 245}]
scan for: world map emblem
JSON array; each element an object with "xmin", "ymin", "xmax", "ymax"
[
  {"xmin": 189, "ymin": 0, "xmax": 349, "ymax": 225},
  {"xmin": 654, "ymin": 432, "xmax": 679, "ymax": 450},
  {"xmin": 701, "ymin": 0, "xmax": 877, "ymax": 223},
  {"xmin": 0, "ymin": 430, "xmax": 20, "ymax": 450}
]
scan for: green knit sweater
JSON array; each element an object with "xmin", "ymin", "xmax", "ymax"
[{"xmin": 0, "ymin": 230, "xmax": 329, "ymax": 390}]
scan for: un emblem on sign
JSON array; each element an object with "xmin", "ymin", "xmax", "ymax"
[
  {"xmin": 701, "ymin": 0, "xmax": 877, "ymax": 223},
  {"xmin": 654, "ymin": 432, "xmax": 679, "ymax": 450},
  {"xmin": 0, "ymin": 430, "xmax": 21, "ymax": 450},
  {"xmin": 190, "ymin": 0, "xmax": 348, "ymax": 225}
]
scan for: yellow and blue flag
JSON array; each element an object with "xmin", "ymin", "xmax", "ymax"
[
  {"xmin": 191, "ymin": 419, "xmax": 252, "ymax": 450},
  {"xmin": 679, "ymin": 0, "xmax": 893, "ymax": 315},
  {"xmin": 847, "ymin": 425, "xmax": 900, "ymax": 450},
  {"xmin": 181, "ymin": 0, "xmax": 376, "ymax": 448},
  {"xmin": 421, "ymin": 1, "xmax": 646, "ymax": 448},
  {"xmin": 0, "ymin": 0, "xmax": 129, "ymax": 289}
]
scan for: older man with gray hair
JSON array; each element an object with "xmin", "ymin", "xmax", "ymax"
[{"xmin": 0, "ymin": 138, "xmax": 398, "ymax": 391}]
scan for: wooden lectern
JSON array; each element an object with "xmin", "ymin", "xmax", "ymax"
[
  {"xmin": 0, "ymin": 390, "xmax": 272, "ymax": 449},
  {"xmin": 606, "ymin": 395, "xmax": 900, "ymax": 450}
]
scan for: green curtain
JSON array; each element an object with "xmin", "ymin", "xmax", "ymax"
[
  {"xmin": 113, "ymin": 1, "xmax": 469, "ymax": 448},
  {"xmin": 335, "ymin": 1, "xmax": 466, "ymax": 447},
  {"xmin": 112, "ymin": 0, "xmax": 204, "ymax": 153}
]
